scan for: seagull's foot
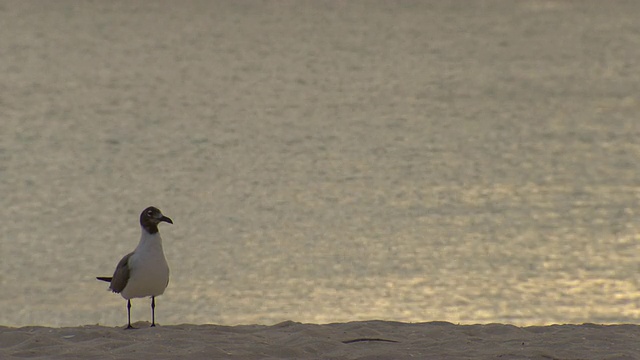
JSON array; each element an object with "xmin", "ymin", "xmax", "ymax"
[
  {"xmin": 150, "ymin": 323, "xmax": 156, "ymax": 328},
  {"xmin": 125, "ymin": 324, "xmax": 136, "ymax": 330}
]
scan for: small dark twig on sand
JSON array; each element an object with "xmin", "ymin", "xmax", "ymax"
[{"xmin": 342, "ymin": 338, "xmax": 400, "ymax": 344}]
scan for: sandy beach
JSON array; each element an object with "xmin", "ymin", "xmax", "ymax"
[
  {"xmin": 3, "ymin": 0, "xmax": 640, "ymax": 357},
  {"xmin": 3, "ymin": 321, "xmax": 640, "ymax": 359}
]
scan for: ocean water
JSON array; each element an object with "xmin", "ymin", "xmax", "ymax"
[{"xmin": 2, "ymin": 1, "xmax": 640, "ymax": 327}]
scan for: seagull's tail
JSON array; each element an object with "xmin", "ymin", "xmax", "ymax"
[{"xmin": 96, "ymin": 277, "xmax": 112, "ymax": 282}]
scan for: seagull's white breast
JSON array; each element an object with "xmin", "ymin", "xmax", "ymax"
[{"xmin": 120, "ymin": 231, "xmax": 170, "ymax": 300}]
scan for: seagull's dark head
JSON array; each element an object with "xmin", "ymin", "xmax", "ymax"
[{"xmin": 140, "ymin": 206, "xmax": 173, "ymax": 234}]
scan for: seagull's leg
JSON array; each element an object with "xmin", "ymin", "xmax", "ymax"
[
  {"xmin": 150, "ymin": 296, "xmax": 156, "ymax": 327},
  {"xmin": 126, "ymin": 299, "xmax": 134, "ymax": 329}
]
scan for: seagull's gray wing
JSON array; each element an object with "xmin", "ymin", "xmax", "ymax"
[{"xmin": 109, "ymin": 252, "xmax": 133, "ymax": 294}]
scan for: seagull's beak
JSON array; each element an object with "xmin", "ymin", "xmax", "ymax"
[{"xmin": 161, "ymin": 216, "xmax": 173, "ymax": 224}]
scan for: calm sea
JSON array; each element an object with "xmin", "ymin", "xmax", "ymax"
[{"xmin": 2, "ymin": 1, "xmax": 640, "ymax": 327}]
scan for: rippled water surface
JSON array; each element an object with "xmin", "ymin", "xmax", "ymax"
[{"xmin": 2, "ymin": 1, "xmax": 640, "ymax": 327}]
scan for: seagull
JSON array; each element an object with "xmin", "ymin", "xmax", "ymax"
[{"xmin": 97, "ymin": 206, "xmax": 172, "ymax": 329}]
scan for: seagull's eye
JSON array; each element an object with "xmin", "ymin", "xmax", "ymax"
[{"xmin": 147, "ymin": 210, "xmax": 153, "ymax": 216}]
